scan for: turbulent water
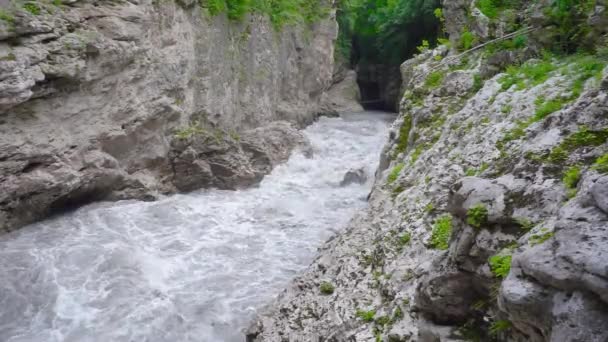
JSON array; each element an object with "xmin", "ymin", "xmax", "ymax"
[{"xmin": 0, "ymin": 112, "xmax": 393, "ymax": 342}]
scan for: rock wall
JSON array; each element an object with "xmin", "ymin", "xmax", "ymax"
[
  {"xmin": 0, "ymin": 0, "xmax": 337, "ymax": 232},
  {"xmin": 249, "ymin": 1, "xmax": 608, "ymax": 341}
]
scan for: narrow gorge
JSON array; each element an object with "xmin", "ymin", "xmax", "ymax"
[{"xmin": 1, "ymin": 0, "xmax": 608, "ymax": 342}]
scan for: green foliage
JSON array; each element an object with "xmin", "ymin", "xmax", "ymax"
[
  {"xmin": 23, "ymin": 2, "xmax": 41, "ymax": 15},
  {"xmin": 547, "ymin": 127, "xmax": 608, "ymax": 164},
  {"xmin": 417, "ymin": 39, "xmax": 430, "ymax": 53},
  {"xmin": 387, "ymin": 163, "xmax": 405, "ymax": 184},
  {"xmin": 201, "ymin": 0, "xmax": 328, "ymax": 29},
  {"xmin": 534, "ymin": 96, "xmax": 567, "ymax": 121},
  {"xmin": 562, "ymin": 165, "xmax": 581, "ymax": 198},
  {"xmin": 472, "ymin": 74, "xmax": 484, "ymax": 92},
  {"xmin": 458, "ymin": 30, "xmax": 476, "ymax": 51},
  {"xmin": 0, "ymin": 9, "xmax": 14, "ymax": 23},
  {"xmin": 593, "ymin": 154, "xmax": 608, "ymax": 174},
  {"xmin": 488, "ymin": 254, "xmax": 511, "ymax": 278},
  {"xmin": 424, "ymin": 202, "xmax": 434, "ymax": 213},
  {"xmin": 466, "ymin": 204, "xmax": 488, "ymax": 229},
  {"xmin": 546, "ymin": 0, "xmax": 596, "ymax": 53},
  {"xmin": 424, "ymin": 71, "xmax": 444, "ymax": 88},
  {"xmin": 375, "ymin": 315, "xmax": 391, "ymax": 326},
  {"xmin": 174, "ymin": 121, "xmax": 206, "ymax": 139},
  {"xmin": 319, "ymin": 281, "xmax": 335, "ymax": 295},
  {"xmin": 498, "ymin": 58, "xmax": 557, "ymax": 92},
  {"xmin": 433, "ymin": 8, "xmax": 444, "ymax": 22},
  {"xmin": 430, "ymin": 215, "xmax": 452, "ymax": 250},
  {"xmin": 529, "ymin": 228, "xmax": 554, "ymax": 246},
  {"xmin": 489, "ymin": 319, "xmax": 512, "ymax": 335},
  {"xmin": 476, "ymin": 0, "xmax": 521, "ymax": 19},
  {"xmin": 394, "ymin": 115, "xmax": 412, "ymax": 156},
  {"xmin": 514, "ymin": 217, "xmax": 534, "ymax": 231},
  {"xmin": 392, "ymin": 306, "xmax": 403, "ymax": 321},
  {"xmin": 336, "ymin": 0, "xmax": 441, "ymax": 66},
  {"xmin": 398, "ymin": 233, "xmax": 411, "ymax": 246},
  {"xmin": 356, "ymin": 309, "xmax": 376, "ymax": 322}
]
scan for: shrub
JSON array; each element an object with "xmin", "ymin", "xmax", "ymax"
[
  {"xmin": 472, "ymin": 74, "xmax": 484, "ymax": 92},
  {"xmin": 23, "ymin": 2, "xmax": 41, "ymax": 15},
  {"xmin": 562, "ymin": 165, "xmax": 581, "ymax": 198},
  {"xmin": 417, "ymin": 39, "xmax": 430, "ymax": 53},
  {"xmin": 488, "ymin": 254, "xmax": 511, "ymax": 278},
  {"xmin": 394, "ymin": 115, "xmax": 412, "ymax": 156},
  {"xmin": 593, "ymin": 154, "xmax": 608, "ymax": 174},
  {"xmin": 375, "ymin": 315, "xmax": 391, "ymax": 326},
  {"xmin": 319, "ymin": 281, "xmax": 335, "ymax": 295},
  {"xmin": 398, "ymin": 233, "xmax": 411, "ymax": 246},
  {"xmin": 534, "ymin": 97, "xmax": 566, "ymax": 121},
  {"xmin": 424, "ymin": 71, "xmax": 444, "ymax": 88},
  {"xmin": 392, "ymin": 306, "xmax": 403, "ymax": 321},
  {"xmin": 466, "ymin": 204, "xmax": 488, "ymax": 229},
  {"xmin": 355, "ymin": 309, "xmax": 376, "ymax": 322},
  {"xmin": 430, "ymin": 215, "xmax": 452, "ymax": 250},
  {"xmin": 459, "ymin": 30, "xmax": 476, "ymax": 51},
  {"xmin": 387, "ymin": 163, "xmax": 404, "ymax": 184},
  {"xmin": 0, "ymin": 9, "xmax": 14, "ymax": 23}
]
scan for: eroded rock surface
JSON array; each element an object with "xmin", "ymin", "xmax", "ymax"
[{"xmin": 0, "ymin": 0, "xmax": 337, "ymax": 232}]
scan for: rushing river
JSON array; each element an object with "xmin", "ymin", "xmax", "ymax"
[{"xmin": 0, "ymin": 112, "xmax": 393, "ymax": 342}]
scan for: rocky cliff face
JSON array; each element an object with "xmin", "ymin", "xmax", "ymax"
[
  {"xmin": 249, "ymin": 1, "xmax": 608, "ymax": 341},
  {"xmin": 0, "ymin": 0, "xmax": 337, "ymax": 232}
]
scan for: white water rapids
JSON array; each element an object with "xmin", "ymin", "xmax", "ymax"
[{"xmin": 0, "ymin": 112, "xmax": 393, "ymax": 342}]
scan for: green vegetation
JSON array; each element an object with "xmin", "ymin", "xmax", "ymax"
[
  {"xmin": 534, "ymin": 97, "xmax": 567, "ymax": 121},
  {"xmin": 489, "ymin": 254, "xmax": 511, "ymax": 278},
  {"xmin": 387, "ymin": 163, "xmax": 404, "ymax": 184},
  {"xmin": 430, "ymin": 214, "xmax": 452, "ymax": 250},
  {"xmin": 476, "ymin": 0, "xmax": 522, "ymax": 20},
  {"xmin": 424, "ymin": 202, "xmax": 434, "ymax": 213},
  {"xmin": 424, "ymin": 71, "xmax": 444, "ymax": 88},
  {"xmin": 562, "ymin": 165, "xmax": 581, "ymax": 198},
  {"xmin": 498, "ymin": 58, "xmax": 557, "ymax": 92},
  {"xmin": 174, "ymin": 121, "xmax": 206, "ymax": 139},
  {"xmin": 458, "ymin": 30, "xmax": 476, "ymax": 51},
  {"xmin": 375, "ymin": 315, "xmax": 391, "ymax": 326},
  {"xmin": 514, "ymin": 217, "xmax": 534, "ymax": 231},
  {"xmin": 529, "ymin": 228, "xmax": 554, "ymax": 246},
  {"xmin": 593, "ymin": 154, "xmax": 608, "ymax": 174},
  {"xmin": 547, "ymin": 127, "xmax": 608, "ymax": 164},
  {"xmin": 546, "ymin": 0, "xmax": 597, "ymax": 53},
  {"xmin": 394, "ymin": 115, "xmax": 412, "ymax": 156},
  {"xmin": 472, "ymin": 74, "xmax": 484, "ymax": 92},
  {"xmin": 466, "ymin": 204, "xmax": 488, "ymax": 229},
  {"xmin": 319, "ymin": 281, "xmax": 335, "ymax": 295},
  {"xmin": 335, "ymin": 0, "xmax": 440, "ymax": 66},
  {"xmin": 23, "ymin": 2, "xmax": 41, "ymax": 15},
  {"xmin": 0, "ymin": 9, "xmax": 15, "ymax": 23},
  {"xmin": 201, "ymin": 0, "xmax": 329, "ymax": 29},
  {"xmin": 398, "ymin": 232, "xmax": 411, "ymax": 246},
  {"xmin": 355, "ymin": 309, "xmax": 376, "ymax": 322},
  {"xmin": 489, "ymin": 319, "xmax": 512, "ymax": 336}
]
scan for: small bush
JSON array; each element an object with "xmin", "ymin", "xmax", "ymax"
[
  {"xmin": 562, "ymin": 165, "xmax": 581, "ymax": 198},
  {"xmin": 375, "ymin": 315, "xmax": 391, "ymax": 326},
  {"xmin": 424, "ymin": 71, "xmax": 444, "ymax": 89},
  {"xmin": 417, "ymin": 39, "xmax": 430, "ymax": 53},
  {"xmin": 466, "ymin": 204, "xmax": 488, "ymax": 229},
  {"xmin": 387, "ymin": 163, "xmax": 404, "ymax": 184},
  {"xmin": 472, "ymin": 74, "xmax": 484, "ymax": 92},
  {"xmin": 398, "ymin": 233, "xmax": 411, "ymax": 246},
  {"xmin": 0, "ymin": 9, "xmax": 15, "ymax": 23},
  {"xmin": 458, "ymin": 30, "xmax": 476, "ymax": 51},
  {"xmin": 592, "ymin": 154, "xmax": 608, "ymax": 174},
  {"xmin": 394, "ymin": 115, "xmax": 412, "ymax": 156},
  {"xmin": 319, "ymin": 281, "xmax": 335, "ymax": 295},
  {"xmin": 534, "ymin": 97, "xmax": 565, "ymax": 121},
  {"xmin": 23, "ymin": 2, "xmax": 41, "ymax": 15},
  {"xmin": 488, "ymin": 254, "xmax": 511, "ymax": 278},
  {"xmin": 430, "ymin": 215, "xmax": 452, "ymax": 250},
  {"xmin": 355, "ymin": 309, "xmax": 376, "ymax": 322}
]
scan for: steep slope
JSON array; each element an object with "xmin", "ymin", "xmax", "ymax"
[
  {"xmin": 0, "ymin": 0, "xmax": 337, "ymax": 232},
  {"xmin": 249, "ymin": 1, "xmax": 608, "ymax": 341}
]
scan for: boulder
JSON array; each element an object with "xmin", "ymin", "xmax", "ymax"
[{"xmin": 340, "ymin": 167, "xmax": 367, "ymax": 186}]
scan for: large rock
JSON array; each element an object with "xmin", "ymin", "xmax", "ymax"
[
  {"xmin": 319, "ymin": 70, "xmax": 364, "ymax": 115},
  {"xmin": 0, "ymin": 1, "xmax": 337, "ymax": 232}
]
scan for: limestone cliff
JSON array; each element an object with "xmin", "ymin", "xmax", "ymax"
[
  {"xmin": 0, "ymin": 0, "xmax": 338, "ymax": 232},
  {"xmin": 249, "ymin": 1, "xmax": 608, "ymax": 341}
]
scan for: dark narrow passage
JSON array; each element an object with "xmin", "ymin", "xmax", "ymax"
[{"xmin": 335, "ymin": 0, "xmax": 441, "ymax": 112}]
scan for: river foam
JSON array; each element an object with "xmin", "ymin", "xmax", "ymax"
[{"xmin": 0, "ymin": 112, "xmax": 393, "ymax": 342}]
